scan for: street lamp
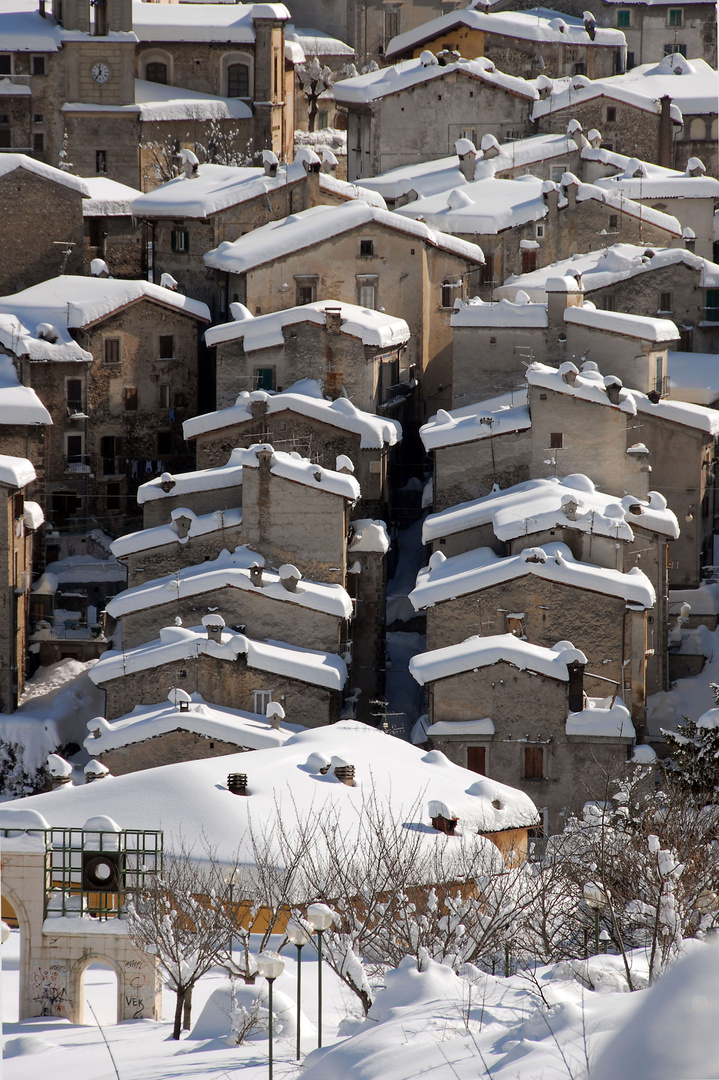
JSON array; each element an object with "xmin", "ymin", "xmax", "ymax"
[
  {"xmin": 257, "ymin": 950, "xmax": 285, "ymax": 1080},
  {"xmin": 598, "ymin": 928, "xmax": 611, "ymax": 953},
  {"xmin": 307, "ymin": 903, "xmax": 335, "ymax": 1049},
  {"xmin": 222, "ymin": 867, "xmax": 241, "ymax": 957},
  {"xmin": 584, "ymin": 881, "xmax": 609, "ymax": 955},
  {"xmin": 285, "ymin": 919, "xmax": 310, "ymax": 1060}
]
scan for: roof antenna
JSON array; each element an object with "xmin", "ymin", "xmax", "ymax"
[{"xmin": 53, "ymin": 240, "xmax": 75, "ymax": 274}]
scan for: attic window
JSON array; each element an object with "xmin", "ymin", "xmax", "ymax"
[
  {"xmin": 606, "ymin": 106, "xmax": 616, "ymax": 122},
  {"xmin": 360, "ymin": 239, "xmax": 374, "ymax": 257},
  {"xmin": 253, "ymin": 690, "xmax": 273, "ymax": 714},
  {"xmin": 659, "ymin": 292, "xmax": 672, "ymax": 312}
]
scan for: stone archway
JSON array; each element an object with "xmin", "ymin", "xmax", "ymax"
[
  {"xmin": 1, "ymin": 879, "xmax": 32, "ymax": 1021},
  {"xmin": 73, "ymin": 953, "xmax": 124, "ymax": 1026}
]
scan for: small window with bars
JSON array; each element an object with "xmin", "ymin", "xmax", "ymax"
[{"xmin": 171, "ymin": 229, "xmax": 189, "ymax": 253}]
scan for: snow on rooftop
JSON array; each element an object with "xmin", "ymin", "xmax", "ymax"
[
  {"xmin": 333, "ymin": 54, "xmax": 537, "ymax": 108},
  {"xmin": 286, "ymin": 25, "xmax": 354, "ymax": 56},
  {"xmin": 385, "ymin": 6, "xmax": 623, "ymax": 58},
  {"xmin": 0, "ymin": 154, "xmax": 90, "ymax": 196},
  {"xmin": 0, "ymin": 454, "xmax": 36, "ymax": 489},
  {"xmin": 595, "ymin": 171, "xmax": 719, "ymax": 201},
  {"xmin": 7, "ymin": 720, "xmax": 538, "ymax": 861},
  {"xmin": 451, "ymin": 294, "xmax": 548, "ymax": 327},
  {"xmin": 564, "ymin": 303, "xmax": 680, "ymax": 342},
  {"xmin": 566, "ymin": 696, "xmax": 635, "ymax": 738},
  {"xmin": 0, "ymin": 276, "xmax": 210, "ymax": 342},
  {"xmin": 0, "ymin": 312, "xmax": 91, "ymax": 363},
  {"xmin": 84, "ymin": 691, "xmax": 301, "ymax": 757},
  {"xmin": 410, "ymin": 633, "xmax": 587, "ymax": 686},
  {"xmin": 137, "ymin": 448, "xmax": 245, "ymax": 504},
  {"xmin": 497, "ymin": 243, "xmax": 719, "ymax": 300},
  {"xmin": 105, "ymin": 546, "xmax": 353, "ymax": 621},
  {"xmin": 204, "ymin": 202, "xmax": 485, "ymax": 274},
  {"xmin": 0, "ymin": 351, "xmax": 53, "ymax": 425},
  {"xmin": 410, "ymin": 542, "xmax": 655, "ymax": 610},
  {"xmin": 111, "ymin": 507, "xmax": 243, "ymax": 559},
  {"xmin": 421, "ymin": 391, "xmax": 530, "ymax": 451},
  {"xmin": 422, "ymin": 474, "xmax": 680, "ymax": 544},
  {"xmin": 205, "ymin": 300, "xmax": 409, "ymax": 352},
  {"xmin": 131, "ymin": 0, "xmax": 290, "ymax": 43},
  {"xmin": 184, "ymin": 384, "xmax": 401, "ymax": 449},
  {"xmin": 90, "ymin": 623, "xmax": 348, "ymax": 692},
  {"xmin": 0, "ymin": 2, "xmax": 63, "ymax": 51},
  {"xmin": 348, "ymin": 518, "xmax": 390, "ymax": 554},
  {"xmin": 233, "ymin": 444, "xmax": 361, "ymax": 500},
  {"xmin": 81, "ymin": 176, "xmax": 143, "ymax": 216}
]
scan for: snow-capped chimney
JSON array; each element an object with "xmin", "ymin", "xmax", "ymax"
[
  {"xmin": 560, "ymin": 361, "xmax": 579, "ymax": 386},
  {"xmin": 266, "ymin": 701, "xmax": 285, "ymax": 729},
  {"xmin": 227, "ymin": 772, "xmax": 249, "ymax": 795},
  {"xmin": 84, "ymin": 761, "xmax": 110, "ymax": 783},
  {"xmin": 324, "ymin": 305, "xmax": 342, "ymax": 333},
  {"xmin": 562, "ymin": 495, "xmax": 579, "ymax": 520},
  {"xmin": 250, "ymin": 397, "xmax": 269, "ymax": 422},
  {"xmin": 605, "ymin": 376, "xmax": 623, "ymax": 405},
  {"xmin": 160, "ymin": 472, "xmax": 176, "ymax": 493},
  {"xmin": 172, "ymin": 513, "xmax": 192, "ymax": 540},
  {"xmin": 583, "ymin": 10, "xmax": 596, "ymax": 40},
  {"xmin": 47, "ymin": 753, "xmax": 73, "ymax": 789},
  {"xmin": 322, "ymin": 148, "xmax": 339, "ymax": 174},
  {"xmin": 250, "ymin": 563, "xmax": 264, "ymax": 588},
  {"xmin": 429, "ymin": 800, "xmax": 458, "ymax": 834},
  {"xmin": 334, "ymin": 760, "xmax": 356, "ymax": 785},
  {"xmin": 262, "ymin": 149, "xmax": 279, "ymax": 177},
  {"xmin": 279, "ymin": 564, "xmax": 301, "ymax": 592},
  {"xmin": 202, "ymin": 613, "xmax": 225, "ymax": 639},
  {"xmin": 179, "ymin": 149, "xmax": 199, "ymax": 179},
  {"xmin": 456, "ymin": 137, "xmax": 477, "ymax": 182}
]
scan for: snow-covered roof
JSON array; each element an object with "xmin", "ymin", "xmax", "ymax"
[
  {"xmin": 184, "ymin": 384, "xmax": 402, "ymax": 449},
  {"xmin": 421, "ymin": 391, "xmax": 531, "ymax": 451},
  {"xmin": 0, "ymin": 454, "xmax": 36, "ymax": 489},
  {"xmin": 564, "ymin": 303, "xmax": 680, "ymax": 341},
  {"xmin": 0, "ymin": 312, "xmax": 92, "ymax": 363},
  {"xmin": 204, "ymin": 202, "xmax": 485, "ymax": 274},
  {"xmin": 232, "ymin": 444, "xmax": 361, "ymax": 500},
  {"xmin": 394, "ymin": 173, "xmax": 680, "ymax": 237},
  {"xmin": 529, "ymin": 360, "xmax": 719, "ymax": 435},
  {"xmin": 566, "ymin": 696, "xmax": 634, "ymax": 738},
  {"xmin": 286, "ymin": 25, "xmax": 354, "ymax": 57},
  {"xmin": 111, "ymin": 507, "xmax": 243, "ymax": 559},
  {"xmin": 0, "ymin": 351, "xmax": 52, "ymax": 426},
  {"xmin": 105, "ymin": 546, "xmax": 353, "ymax": 620},
  {"xmin": 0, "ymin": 1, "xmax": 63, "ymax": 51},
  {"xmin": 81, "ymin": 176, "xmax": 143, "ymax": 216},
  {"xmin": 497, "ymin": 243, "xmax": 719, "ymax": 300},
  {"xmin": 348, "ymin": 518, "xmax": 390, "ymax": 554},
  {"xmin": 42, "ymin": 553, "xmax": 126, "ymax": 585},
  {"xmin": 333, "ymin": 54, "xmax": 537, "ymax": 107},
  {"xmin": 0, "ymin": 277, "xmax": 210, "ymax": 345},
  {"xmin": 131, "ymin": 0, "xmax": 290, "ymax": 43},
  {"xmin": 132, "ymin": 159, "xmax": 385, "ymax": 219},
  {"xmin": 410, "ymin": 542, "xmax": 655, "ymax": 610},
  {"xmin": 0, "ymin": 154, "xmax": 90, "ymax": 196},
  {"xmin": 451, "ymin": 293, "xmax": 548, "ymax": 327},
  {"xmin": 385, "ymin": 7, "xmax": 624, "ymax": 58},
  {"xmin": 422, "ymin": 474, "xmax": 680, "ymax": 544},
  {"xmin": 595, "ymin": 171, "xmax": 719, "ymax": 201},
  {"xmin": 204, "ymin": 300, "xmax": 409, "ymax": 351},
  {"xmin": 89, "ymin": 623, "xmax": 348, "ymax": 692},
  {"xmin": 137, "ymin": 449, "xmax": 245, "ymax": 505},
  {"xmin": 84, "ymin": 692, "xmax": 301, "ymax": 757},
  {"xmin": 410, "ymin": 634, "xmax": 587, "ymax": 686},
  {"xmin": 7, "ymin": 721, "xmax": 539, "ymax": 860}
]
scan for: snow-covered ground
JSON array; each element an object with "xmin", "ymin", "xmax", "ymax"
[{"xmin": 5, "ymin": 927, "xmax": 719, "ymax": 1079}]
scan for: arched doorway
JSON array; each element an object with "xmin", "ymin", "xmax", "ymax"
[{"xmin": 79, "ymin": 959, "xmax": 120, "ymax": 1026}]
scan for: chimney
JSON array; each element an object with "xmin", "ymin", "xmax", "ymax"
[
  {"xmin": 560, "ymin": 362, "xmax": 579, "ymax": 385},
  {"xmin": 335, "ymin": 454, "xmax": 355, "ymax": 474},
  {"xmin": 322, "ymin": 148, "xmax": 339, "ymax": 174},
  {"xmin": 262, "ymin": 149, "xmax": 279, "ymax": 177},
  {"xmin": 266, "ymin": 701, "xmax": 286, "ymax": 728},
  {"xmin": 202, "ymin": 613, "xmax": 225, "ymax": 639},
  {"xmin": 279, "ymin": 563, "xmax": 301, "ymax": 591},
  {"xmin": 46, "ymin": 753, "xmax": 73, "ymax": 789},
  {"xmin": 334, "ymin": 762, "xmax": 356, "ymax": 785},
  {"xmin": 227, "ymin": 773, "xmax": 249, "ymax": 795},
  {"xmin": 605, "ymin": 376, "xmax": 623, "ymax": 405},
  {"xmin": 250, "ymin": 563, "xmax": 264, "ymax": 587},
  {"xmin": 172, "ymin": 513, "xmax": 192, "ymax": 540},
  {"xmin": 658, "ymin": 95, "xmax": 674, "ymax": 168},
  {"xmin": 456, "ymin": 138, "xmax": 477, "ymax": 182},
  {"xmin": 562, "ymin": 496, "xmax": 579, "ymax": 520},
  {"xmin": 324, "ymin": 305, "xmax": 342, "ymax": 333},
  {"xmin": 567, "ymin": 659, "xmax": 585, "ymax": 712},
  {"xmin": 431, "ymin": 812, "xmax": 458, "ymax": 835},
  {"xmin": 542, "ymin": 181, "xmax": 559, "ymax": 218},
  {"xmin": 84, "ymin": 761, "xmax": 110, "ymax": 782},
  {"xmin": 160, "ymin": 472, "xmax": 176, "ymax": 493},
  {"xmin": 250, "ymin": 397, "xmax": 269, "ymax": 423}
]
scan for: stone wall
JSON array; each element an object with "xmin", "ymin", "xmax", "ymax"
[
  {"xmin": 0, "ymin": 484, "xmax": 33, "ymax": 712},
  {"xmin": 535, "ymin": 98, "xmax": 667, "ymax": 166},
  {"xmin": 141, "ymin": 483, "xmax": 243, "ymax": 530},
  {"xmin": 98, "ymin": 729, "xmax": 247, "ymax": 774},
  {"xmin": 433, "ymin": 428, "xmax": 532, "ymax": 509},
  {"xmin": 124, "ymin": 520, "xmax": 245, "ymax": 587},
  {"xmin": 0, "ymin": 170, "xmax": 85, "ymax": 294}
]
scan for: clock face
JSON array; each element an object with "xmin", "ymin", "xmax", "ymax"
[{"xmin": 91, "ymin": 61, "xmax": 111, "ymax": 84}]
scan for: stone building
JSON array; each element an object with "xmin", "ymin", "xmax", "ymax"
[
  {"xmin": 82, "ymin": 175, "xmax": 144, "ymax": 278},
  {"xmin": 0, "ymin": 155, "xmax": 88, "ymax": 295},
  {"xmin": 496, "ymin": 244, "xmax": 719, "ymax": 354},
  {"xmin": 183, "ymin": 384, "xmax": 402, "ymax": 517},
  {"xmin": 131, "ymin": 154, "xmax": 386, "ymax": 311},
  {"xmin": 137, "ymin": 449, "xmax": 245, "ymax": 529},
  {"xmin": 0, "ymin": 317, "xmax": 53, "ymax": 501},
  {"xmin": 204, "ymin": 201, "xmax": 485, "ymax": 416},
  {"xmin": 0, "ymin": 455, "xmax": 44, "ymax": 712},
  {"xmin": 410, "ymin": 634, "xmax": 635, "ymax": 834},
  {"xmin": 384, "ymin": 7, "xmax": 626, "ymax": 77},
  {"xmin": 0, "ymin": 0, "xmax": 295, "ymax": 190},
  {"xmin": 409, "ymin": 542, "xmax": 655, "ymax": 720},
  {"xmin": 89, "ymin": 617, "xmax": 349, "ymax": 725},
  {"xmin": 203, "ymin": 301, "xmax": 411, "ymax": 417},
  {"xmin": 0, "ymin": 276, "xmax": 210, "ymax": 531},
  {"xmin": 334, "ymin": 54, "xmax": 539, "ymax": 182},
  {"xmin": 595, "ymin": 0, "xmax": 717, "ymax": 70}
]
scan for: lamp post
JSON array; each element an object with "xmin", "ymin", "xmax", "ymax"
[
  {"xmin": 306, "ymin": 903, "xmax": 336, "ymax": 1049},
  {"xmin": 285, "ymin": 919, "xmax": 310, "ymax": 1060},
  {"xmin": 257, "ymin": 950, "xmax": 284, "ymax": 1080},
  {"xmin": 584, "ymin": 881, "xmax": 609, "ymax": 955},
  {"xmin": 222, "ymin": 867, "xmax": 241, "ymax": 958}
]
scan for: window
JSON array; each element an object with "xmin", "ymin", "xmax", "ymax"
[
  {"xmin": 66, "ymin": 378, "xmax": 82, "ymax": 412},
  {"xmin": 0, "ymin": 56, "xmax": 10, "ymax": 75},
  {"xmin": 89, "ymin": 216, "xmax": 104, "ymax": 248},
  {"xmin": 157, "ymin": 431, "xmax": 172, "ymax": 455},
  {"xmin": 479, "ymin": 253, "xmax": 495, "ymax": 286},
  {"xmin": 145, "ymin": 61, "xmax": 167, "ymax": 84},
  {"xmin": 66, "ymin": 434, "xmax": 83, "ymax": 465},
  {"xmin": 33, "ymin": 113, "xmax": 43, "ymax": 124},
  {"xmin": 550, "ymin": 432, "xmax": 563, "ymax": 448},
  {"xmin": 664, "ymin": 42, "xmax": 687, "ymax": 55},
  {"xmin": 602, "ymin": 295, "xmax": 616, "ymax": 311},
  {"xmin": 659, "ymin": 291, "xmax": 672, "ymax": 312},
  {"xmin": 124, "ymin": 386, "xmax": 138, "ymax": 411},
  {"xmin": 96, "ymin": 150, "xmax": 107, "ymax": 174},
  {"xmin": 103, "ymin": 337, "xmax": 120, "ymax": 364},
  {"xmin": 655, "ymin": 355, "xmax": 663, "ymax": 394},
  {"xmin": 227, "ymin": 62, "xmax": 250, "ymax": 98},
  {"xmin": 441, "ymin": 282, "xmax": 457, "ymax": 308},
  {"xmin": 296, "ymin": 283, "xmax": 314, "ymax": 305},
  {"xmin": 253, "ymin": 689, "xmax": 273, "ymax": 714},
  {"xmin": 255, "ymin": 368, "xmax": 275, "ymax": 390},
  {"xmin": 359, "ymin": 282, "xmax": 376, "ymax": 308},
  {"xmin": 550, "ymin": 164, "xmax": 566, "ymax": 182},
  {"xmin": 32, "ymin": 55, "xmax": 46, "ymax": 76},
  {"xmin": 617, "ymin": 9, "xmax": 631, "ymax": 26},
  {"xmin": 159, "ymin": 334, "xmax": 174, "ymax": 359},
  {"xmin": 606, "ymin": 106, "xmax": 616, "ymax": 122},
  {"xmin": 384, "ymin": 8, "xmax": 399, "ymax": 45},
  {"xmin": 170, "ymin": 229, "xmax": 189, "ymax": 253},
  {"xmin": 467, "ymin": 746, "xmax": 486, "ymax": 775},
  {"xmin": 706, "ymin": 289, "xmax": 719, "ymax": 321},
  {"xmin": 627, "ymin": 50, "xmax": 635, "ymax": 69},
  {"xmin": 106, "ymin": 483, "xmax": 121, "ymax": 512},
  {"xmin": 524, "ymin": 746, "xmax": 544, "ymax": 780},
  {"xmin": 506, "ymin": 614, "xmax": 525, "ymax": 637},
  {"xmin": 100, "ymin": 435, "xmax": 121, "ymax": 475},
  {"xmin": 535, "ymin": 223, "xmax": 545, "ymax": 239},
  {"xmin": 33, "ymin": 132, "xmax": 44, "ymax": 154},
  {"xmin": 159, "ymin": 384, "xmax": 171, "ymax": 409},
  {"xmin": 668, "ymin": 8, "xmax": 683, "ymax": 25},
  {"xmin": 521, "ymin": 248, "xmax": 537, "ymax": 274},
  {"xmin": 460, "ymin": 127, "xmax": 477, "ymax": 143},
  {"xmin": 359, "ymin": 239, "xmax": 374, "ymax": 257},
  {"xmin": 608, "ymin": 214, "xmax": 618, "ymax": 229},
  {"xmin": 318, "ymin": 110, "xmax": 329, "ymax": 130},
  {"xmin": 505, "ymin": 130, "xmax": 521, "ymax": 141}
]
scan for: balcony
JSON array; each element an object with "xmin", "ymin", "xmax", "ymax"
[{"xmin": 64, "ymin": 454, "xmax": 92, "ymax": 475}]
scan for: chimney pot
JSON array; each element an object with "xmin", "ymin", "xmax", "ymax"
[
  {"xmin": 227, "ymin": 773, "xmax": 249, "ymax": 795},
  {"xmin": 250, "ymin": 564, "xmax": 264, "ymax": 588},
  {"xmin": 334, "ymin": 763, "xmax": 355, "ymax": 785}
]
